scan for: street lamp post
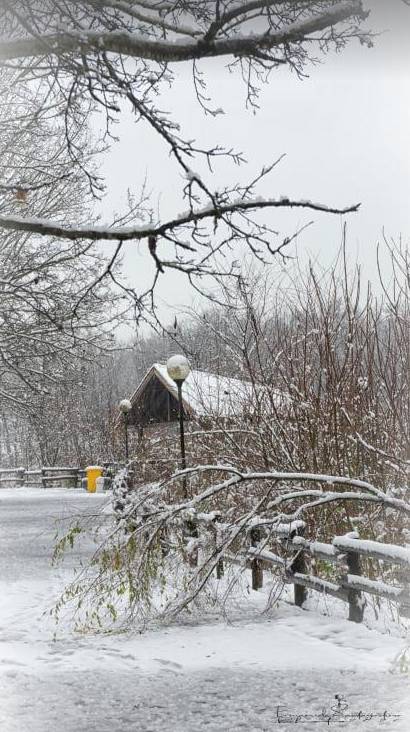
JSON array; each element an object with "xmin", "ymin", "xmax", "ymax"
[
  {"xmin": 166, "ymin": 355, "xmax": 190, "ymax": 498},
  {"xmin": 119, "ymin": 398, "xmax": 132, "ymax": 462},
  {"xmin": 176, "ymin": 379, "xmax": 186, "ymax": 471}
]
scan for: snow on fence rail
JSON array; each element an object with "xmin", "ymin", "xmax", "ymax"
[
  {"xmin": 189, "ymin": 515, "xmax": 410, "ymax": 624},
  {"xmin": 0, "ymin": 466, "xmax": 85, "ymax": 488}
]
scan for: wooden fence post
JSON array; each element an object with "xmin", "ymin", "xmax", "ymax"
[
  {"xmin": 290, "ymin": 526, "xmax": 307, "ymax": 608},
  {"xmin": 399, "ymin": 591, "xmax": 410, "ymax": 619},
  {"xmin": 216, "ymin": 556, "xmax": 224, "ymax": 580},
  {"xmin": 213, "ymin": 517, "xmax": 224, "ymax": 579},
  {"xmin": 181, "ymin": 512, "xmax": 198, "ymax": 567},
  {"xmin": 41, "ymin": 468, "xmax": 47, "ymax": 489},
  {"xmin": 186, "ymin": 519, "xmax": 199, "ymax": 567},
  {"xmin": 344, "ymin": 537, "xmax": 364, "ymax": 623},
  {"xmin": 250, "ymin": 527, "xmax": 263, "ymax": 590},
  {"xmin": 17, "ymin": 468, "xmax": 25, "ymax": 487},
  {"xmin": 397, "ymin": 567, "xmax": 410, "ymax": 619}
]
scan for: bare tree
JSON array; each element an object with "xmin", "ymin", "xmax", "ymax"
[
  {"xmin": 0, "ymin": 76, "xmax": 122, "ymax": 410},
  {"xmin": 0, "ymin": 1, "xmax": 391, "ymax": 318}
]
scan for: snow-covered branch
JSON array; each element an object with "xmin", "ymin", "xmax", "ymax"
[
  {"xmin": 0, "ymin": 196, "xmax": 360, "ymax": 242},
  {"xmin": 0, "ymin": 2, "xmax": 366, "ymax": 63},
  {"xmin": 53, "ymin": 460, "xmax": 410, "ymax": 628}
]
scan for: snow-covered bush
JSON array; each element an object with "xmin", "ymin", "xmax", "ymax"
[{"xmin": 130, "ymin": 243, "xmax": 410, "ymax": 549}]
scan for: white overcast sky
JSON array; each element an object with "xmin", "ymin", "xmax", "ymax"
[{"xmin": 100, "ymin": 0, "xmax": 410, "ymax": 327}]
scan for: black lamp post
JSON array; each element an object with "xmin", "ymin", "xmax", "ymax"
[
  {"xmin": 119, "ymin": 398, "xmax": 132, "ymax": 462},
  {"xmin": 166, "ymin": 355, "xmax": 191, "ymax": 498}
]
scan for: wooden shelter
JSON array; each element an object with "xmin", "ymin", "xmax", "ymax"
[{"xmin": 125, "ymin": 362, "xmax": 257, "ymax": 430}]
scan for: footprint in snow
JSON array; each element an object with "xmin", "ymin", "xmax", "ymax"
[
  {"xmin": 47, "ymin": 647, "xmax": 75, "ymax": 657},
  {"xmin": 154, "ymin": 658, "xmax": 183, "ymax": 670},
  {"xmin": 0, "ymin": 658, "xmax": 26, "ymax": 667}
]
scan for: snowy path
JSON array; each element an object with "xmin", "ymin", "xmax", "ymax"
[{"xmin": 0, "ymin": 488, "xmax": 409, "ymax": 731}]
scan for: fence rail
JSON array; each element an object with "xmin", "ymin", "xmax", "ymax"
[
  {"xmin": 0, "ymin": 467, "xmax": 86, "ymax": 489},
  {"xmin": 189, "ymin": 514, "xmax": 410, "ymax": 624}
]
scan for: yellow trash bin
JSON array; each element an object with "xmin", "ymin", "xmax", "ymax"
[{"xmin": 86, "ymin": 466, "xmax": 103, "ymax": 493}]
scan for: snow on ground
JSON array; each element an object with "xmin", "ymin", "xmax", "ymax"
[{"xmin": 0, "ymin": 487, "xmax": 409, "ymax": 731}]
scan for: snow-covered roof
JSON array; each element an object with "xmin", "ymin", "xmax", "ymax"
[
  {"xmin": 155, "ymin": 363, "xmax": 254, "ymax": 417},
  {"xmin": 128, "ymin": 362, "xmax": 283, "ymax": 420}
]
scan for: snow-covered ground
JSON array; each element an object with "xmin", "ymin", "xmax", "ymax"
[{"xmin": 0, "ymin": 488, "xmax": 409, "ymax": 731}]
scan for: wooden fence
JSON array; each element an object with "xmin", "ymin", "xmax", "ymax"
[
  {"xmin": 190, "ymin": 514, "xmax": 410, "ymax": 624},
  {"xmin": 3, "ymin": 467, "xmax": 409, "ymax": 623},
  {"xmin": 0, "ymin": 466, "xmax": 86, "ymax": 489}
]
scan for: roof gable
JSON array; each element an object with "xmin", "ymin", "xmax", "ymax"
[{"xmin": 128, "ymin": 363, "xmax": 257, "ymax": 419}]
